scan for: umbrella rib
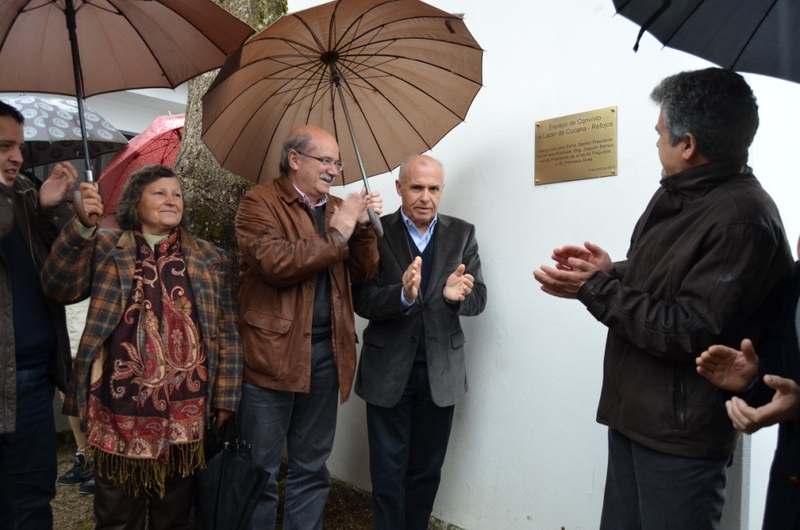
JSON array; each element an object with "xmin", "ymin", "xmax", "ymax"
[
  {"xmin": 729, "ymin": 0, "xmax": 780, "ymax": 70},
  {"xmin": 338, "ymin": 47, "xmax": 481, "ymax": 108},
  {"xmin": 658, "ymin": 0, "xmax": 708, "ymax": 48}
]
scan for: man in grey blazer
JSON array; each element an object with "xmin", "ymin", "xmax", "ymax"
[{"xmin": 353, "ymin": 154, "xmax": 487, "ymax": 530}]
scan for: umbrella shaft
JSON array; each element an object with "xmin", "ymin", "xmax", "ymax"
[
  {"xmin": 334, "ymin": 79, "xmax": 371, "ymax": 195},
  {"xmin": 65, "ymin": 0, "xmax": 93, "ymax": 182}
]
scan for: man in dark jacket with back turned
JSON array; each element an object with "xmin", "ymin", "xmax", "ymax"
[
  {"xmin": 534, "ymin": 68, "xmax": 792, "ymax": 530},
  {"xmin": 0, "ymin": 101, "xmax": 77, "ymax": 529}
]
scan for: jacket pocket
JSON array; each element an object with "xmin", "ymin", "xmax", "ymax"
[
  {"xmin": 450, "ymin": 329, "xmax": 466, "ymax": 349},
  {"xmin": 672, "ymin": 362, "xmax": 686, "ymax": 430},
  {"xmin": 362, "ymin": 327, "xmax": 386, "ymax": 348},
  {"xmin": 242, "ymin": 309, "xmax": 292, "ymax": 378}
]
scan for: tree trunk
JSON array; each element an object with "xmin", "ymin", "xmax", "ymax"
[{"xmin": 174, "ymin": 0, "xmax": 287, "ymax": 284}]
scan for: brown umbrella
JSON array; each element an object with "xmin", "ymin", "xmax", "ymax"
[
  {"xmin": 201, "ymin": 0, "xmax": 483, "ymax": 234},
  {"xmin": 0, "ymin": 0, "xmax": 254, "ymax": 182}
]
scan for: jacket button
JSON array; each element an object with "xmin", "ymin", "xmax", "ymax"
[
  {"xmin": 72, "ymin": 246, "xmax": 80, "ymax": 252},
  {"xmin": 304, "ymin": 332, "xmax": 310, "ymax": 338},
  {"xmin": 790, "ymin": 476, "xmax": 800, "ymax": 486}
]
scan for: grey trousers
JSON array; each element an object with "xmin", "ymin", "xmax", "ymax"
[
  {"xmin": 239, "ymin": 340, "xmax": 339, "ymax": 530},
  {"xmin": 600, "ymin": 428, "xmax": 729, "ymax": 530}
]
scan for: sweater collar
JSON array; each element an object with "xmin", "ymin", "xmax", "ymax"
[{"xmin": 659, "ymin": 160, "xmax": 751, "ymax": 197}]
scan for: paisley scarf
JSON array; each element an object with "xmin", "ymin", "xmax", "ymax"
[{"xmin": 87, "ymin": 228, "xmax": 207, "ymax": 496}]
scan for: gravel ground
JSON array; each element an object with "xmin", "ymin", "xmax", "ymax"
[{"xmin": 52, "ymin": 433, "xmax": 373, "ymax": 530}]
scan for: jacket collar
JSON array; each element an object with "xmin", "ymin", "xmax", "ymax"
[
  {"xmin": 275, "ymin": 174, "xmax": 306, "ymax": 206},
  {"xmin": 659, "ymin": 160, "xmax": 751, "ymax": 198}
]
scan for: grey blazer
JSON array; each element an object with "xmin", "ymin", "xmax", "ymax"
[{"xmin": 353, "ymin": 209, "xmax": 487, "ymax": 408}]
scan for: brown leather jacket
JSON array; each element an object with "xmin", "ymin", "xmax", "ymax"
[
  {"xmin": 0, "ymin": 174, "xmax": 72, "ymax": 434},
  {"xmin": 235, "ymin": 176, "xmax": 378, "ymax": 402}
]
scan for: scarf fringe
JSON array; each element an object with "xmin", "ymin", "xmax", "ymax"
[{"xmin": 94, "ymin": 441, "xmax": 206, "ymax": 498}]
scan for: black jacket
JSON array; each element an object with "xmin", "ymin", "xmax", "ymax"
[
  {"xmin": 578, "ymin": 161, "xmax": 792, "ymax": 458},
  {"xmin": 741, "ymin": 262, "xmax": 800, "ymax": 530},
  {"xmin": 0, "ymin": 174, "xmax": 72, "ymax": 434}
]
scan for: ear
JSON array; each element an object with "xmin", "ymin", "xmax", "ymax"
[
  {"xmin": 288, "ymin": 150, "xmax": 302, "ymax": 172},
  {"xmin": 395, "ymin": 179, "xmax": 402, "ymax": 196},
  {"xmin": 681, "ymin": 133, "xmax": 701, "ymax": 162}
]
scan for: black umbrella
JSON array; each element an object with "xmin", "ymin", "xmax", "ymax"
[
  {"xmin": 613, "ymin": 0, "xmax": 800, "ymax": 84},
  {"xmin": 195, "ymin": 419, "xmax": 270, "ymax": 530}
]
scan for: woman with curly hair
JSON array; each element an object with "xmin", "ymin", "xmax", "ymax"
[{"xmin": 41, "ymin": 164, "xmax": 242, "ymax": 529}]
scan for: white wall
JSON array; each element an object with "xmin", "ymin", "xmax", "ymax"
[
  {"xmin": 86, "ymin": 86, "xmax": 188, "ymax": 136},
  {"xmin": 285, "ymin": 1, "xmax": 800, "ymax": 529}
]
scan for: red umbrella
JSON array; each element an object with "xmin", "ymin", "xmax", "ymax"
[{"xmin": 98, "ymin": 114, "xmax": 185, "ymax": 216}]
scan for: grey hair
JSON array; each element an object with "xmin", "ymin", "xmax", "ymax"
[
  {"xmin": 650, "ymin": 67, "xmax": 758, "ymax": 163},
  {"xmin": 397, "ymin": 155, "xmax": 444, "ymax": 184},
  {"xmin": 279, "ymin": 131, "xmax": 313, "ymax": 176}
]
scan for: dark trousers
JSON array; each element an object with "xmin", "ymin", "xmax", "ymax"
[
  {"xmin": 239, "ymin": 339, "xmax": 339, "ymax": 530},
  {"xmin": 600, "ymin": 428, "xmax": 729, "ymax": 530},
  {"xmin": 367, "ymin": 363, "xmax": 455, "ymax": 530},
  {"xmin": 0, "ymin": 365, "xmax": 56, "ymax": 530},
  {"xmin": 93, "ymin": 468, "xmax": 195, "ymax": 530}
]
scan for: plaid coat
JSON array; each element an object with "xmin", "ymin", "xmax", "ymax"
[{"xmin": 40, "ymin": 221, "xmax": 242, "ymax": 423}]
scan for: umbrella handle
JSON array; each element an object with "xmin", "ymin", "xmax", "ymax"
[
  {"xmin": 367, "ymin": 207, "xmax": 383, "ymax": 238},
  {"xmin": 72, "ymin": 183, "xmax": 103, "ymax": 228}
]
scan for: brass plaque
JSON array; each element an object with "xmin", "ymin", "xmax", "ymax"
[{"xmin": 535, "ymin": 107, "xmax": 618, "ymax": 185}]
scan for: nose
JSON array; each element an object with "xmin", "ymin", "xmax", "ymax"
[{"xmin": 10, "ymin": 146, "xmax": 23, "ymax": 165}]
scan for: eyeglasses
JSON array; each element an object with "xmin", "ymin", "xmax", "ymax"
[{"xmin": 296, "ymin": 151, "xmax": 344, "ymax": 172}]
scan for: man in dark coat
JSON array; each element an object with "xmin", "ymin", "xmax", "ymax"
[
  {"xmin": 353, "ymin": 154, "xmax": 487, "ymax": 530},
  {"xmin": 0, "ymin": 100, "xmax": 77, "ymax": 529},
  {"xmin": 534, "ymin": 68, "xmax": 792, "ymax": 530},
  {"xmin": 697, "ymin": 241, "xmax": 800, "ymax": 530}
]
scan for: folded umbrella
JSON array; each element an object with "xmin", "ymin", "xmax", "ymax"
[{"xmin": 195, "ymin": 419, "xmax": 270, "ymax": 530}]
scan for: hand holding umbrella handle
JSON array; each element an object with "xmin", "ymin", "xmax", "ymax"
[
  {"xmin": 73, "ymin": 182, "xmax": 104, "ymax": 228},
  {"xmin": 367, "ymin": 207, "xmax": 384, "ymax": 237}
]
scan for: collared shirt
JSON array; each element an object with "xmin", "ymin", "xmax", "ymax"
[
  {"xmin": 400, "ymin": 208, "xmax": 437, "ymax": 251},
  {"xmin": 292, "ymin": 183, "xmax": 328, "ymax": 210},
  {"xmin": 400, "ymin": 209, "xmax": 438, "ymax": 307}
]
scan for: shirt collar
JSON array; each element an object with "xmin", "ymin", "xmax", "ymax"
[
  {"xmin": 399, "ymin": 208, "xmax": 437, "ymax": 237},
  {"xmin": 292, "ymin": 183, "xmax": 328, "ymax": 209}
]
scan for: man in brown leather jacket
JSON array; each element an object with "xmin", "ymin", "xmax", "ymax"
[
  {"xmin": 534, "ymin": 68, "xmax": 792, "ymax": 530},
  {"xmin": 236, "ymin": 125, "xmax": 381, "ymax": 530},
  {"xmin": 0, "ymin": 101, "xmax": 77, "ymax": 529}
]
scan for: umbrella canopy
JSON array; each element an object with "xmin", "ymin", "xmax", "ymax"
[
  {"xmin": 1, "ymin": 95, "xmax": 127, "ymax": 170},
  {"xmin": 201, "ymin": 0, "xmax": 484, "ymax": 185},
  {"xmin": 613, "ymin": 0, "xmax": 800, "ymax": 84},
  {"xmin": 98, "ymin": 114, "xmax": 184, "ymax": 215},
  {"xmin": 0, "ymin": 0, "xmax": 254, "ymax": 182}
]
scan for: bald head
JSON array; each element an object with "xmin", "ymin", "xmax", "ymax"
[
  {"xmin": 396, "ymin": 154, "xmax": 445, "ymax": 233},
  {"xmin": 398, "ymin": 155, "xmax": 444, "ymax": 185}
]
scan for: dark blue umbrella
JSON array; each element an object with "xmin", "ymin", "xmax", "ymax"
[{"xmin": 614, "ymin": 0, "xmax": 800, "ymax": 84}]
